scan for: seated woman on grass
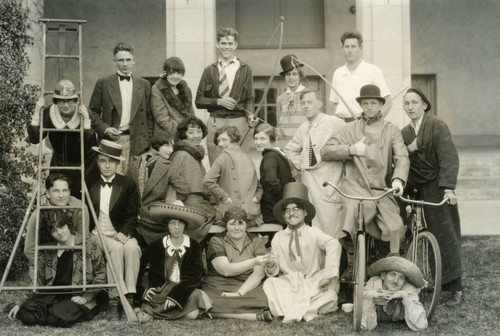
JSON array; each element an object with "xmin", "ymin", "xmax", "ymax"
[
  {"xmin": 201, "ymin": 205, "xmax": 272, "ymax": 321},
  {"xmin": 8, "ymin": 209, "xmax": 106, "ymax": 327},
  {"xmin": 134, "ymin": 201, "xmax": 211, "ymax": 322},
  {"xmin": 362, "ymin": 256, "xmax": 428, "ymax": 331}
]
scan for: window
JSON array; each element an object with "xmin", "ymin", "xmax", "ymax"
[{"xmin": 216, "ymin": 0, "xmax": 325, "ymax": 48}]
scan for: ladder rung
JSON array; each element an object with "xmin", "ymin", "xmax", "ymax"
[
  {"xmin": 1, "ymin": 284, "xmax": 115, "ymax": 291},
  {"xmin": 40, "ymin": 128, "xmax": 82, "ymax": 133},
  {"xmin": 45, "ymin": 54, "xmax": 80, "ymax": 59},
  {"xmin": 39, "ymin": 205, "xmax": 84, "ymax": 210},
  {"xmin": 39, "ymin": 18, "xmax": 87, "ymax": 24},
  {"xmin": 38, "ymin": 245, "xmax": 83, "ymax": 251},
  {"xmin": 40, "ymin": 166, "xmax": 83, "ymax": 171}
]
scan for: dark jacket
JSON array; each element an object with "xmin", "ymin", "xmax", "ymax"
[
  {"xmin": 141, "ymin": 237, "xmax": 203, "ymax": 308},
  {"xmin": 195, "ymin": 61, "xmax": 254, "ymax": 118},
  {"xmin": 89, "ymin": 174, "xmax": 140, "ymax": 239},
  {"xmin": 89, "ymin": 73, "xmax": 153, "ymax": 156},
  {"xmin": 259, "ymin": 148, "xmax": 294, "ymax": 223}
]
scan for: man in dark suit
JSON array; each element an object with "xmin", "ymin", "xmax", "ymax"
[
  {"xmin": 90, "ymin": 140, "xmax": 141, "ymax": 320},
  {"xmin": 89, "ymin": 42, "xmax": 153, "ymax": 174}
]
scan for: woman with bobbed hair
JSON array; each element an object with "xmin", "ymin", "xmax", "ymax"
[
  {"xmin": 401, "ymin": 88, "xmax": 463, "ymax": 304},
  {"xmin": 8, "ymin": 209, "xmax": 106, "ymax": 327},
  {"xmin": 151, "ymin": 57, "xmax": 195, "ymax": 138},
  {"xmin": 204, "ymin": 126, "xmax": 263, "ymax": 227},
  {"xmin": 201, "ymin": 206, "xmax": 271, "ymax": 321},
  {"xmin": 167, "ymin": 116, "xmax": 215, "ymax": 242},
  {"xmin": 254, "ymin": 123, "xmax": 294, "ymax": 224},
  {"xmin": 128, "ymin": 132, "xmax": 189, "ymax": 246}
]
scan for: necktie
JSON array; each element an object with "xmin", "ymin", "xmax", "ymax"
[
  {"xmin": 308, "ymin": 124, "xmax": 317, "ymax": 167},
  {"xmin": 288, "ymin": 228, "xmax": 302, "ymax": 262},
  {"xmin": 100, "ymin": 180, "xmax": 113, "ymax": 188},
  {"xmin": 119, "ymin": 75, "xmax": 131, "ymax": 81},
  {"xmin": 218, "ymin": 61, "xmax": 231, "ymax": 98}
]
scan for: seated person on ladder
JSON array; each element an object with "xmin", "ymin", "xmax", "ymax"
[
  {"xmin": 9, "ymin": 209, "xmax": 106, "ymax": 327},
  {"xmin": 89, "ymin": 140, "xmax": 141, "ymax": 320},
  {"xmin": 28, "ymin": 79, "xmax": 99, "ymax": 197},
  {"xmin": 24, "ymin": 173, "xmax": 89, "ymax": 280},
  {"xmin": 321, "ymin": 85, "xmax": 409, "ymax": 280},
  {"xmin": 362, "ymin": 256, "xmax": 428, "ymax": 331}
]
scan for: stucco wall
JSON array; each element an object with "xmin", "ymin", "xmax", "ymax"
[
  {"xmin": 44, "ymin": 0, "xmax": 166, "ymax": 105},
  {"xmin": 411, "ymin": 0, "xmax": 500, "ymax": 146}
]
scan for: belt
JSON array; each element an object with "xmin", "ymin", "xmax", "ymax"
[{"xmin": 120, "ymin": 129, "xmax": 130, "ymax": 135}]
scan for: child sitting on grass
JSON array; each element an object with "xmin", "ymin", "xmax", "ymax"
[{"xmin": 362, "ymin": 256, "xmax": 428, "ymax": 331}]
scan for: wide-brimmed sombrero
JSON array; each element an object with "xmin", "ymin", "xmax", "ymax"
[
  {"xmin": 368, "ymin": 256, "xmax": 426, "ymax": 288},
  {"xmin": 273, "ymin": 182, "xmax": 316, "ymax": 225},
  {"xmin": 148, "ymin": 200, "xmax": 206, "ymax": 229}
]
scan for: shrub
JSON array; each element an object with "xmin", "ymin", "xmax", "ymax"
[{"xmin": 0, "ymin": 0, "xmax": 39, "ymax": 276}]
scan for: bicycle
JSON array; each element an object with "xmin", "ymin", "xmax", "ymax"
[
  {"xmin": 398, "ymin": 192, "xmax": 446, "ymax": 321},
  {"xmin": 323, "ymin": 181, "xmax": 397, "ymax": 331}
]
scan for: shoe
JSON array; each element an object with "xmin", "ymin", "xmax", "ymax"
[
  {"xmin": 125, "ymin": 293, "xmax": 135, "ymax": 308},
  {"xmin": 136, "ymin": 310, "xmax": 153, "ymax": 323},
  {"xmin": 256, "ymin": 310, "xmax": 273, "ymax": 322},
  {"xmin": 3, "ymin": 302, "xmax": 16, "ymax": 313},
  {"xmin": 447, "ymin": 291, "xmax": 464, "ymax": 306},
  {"xmin": 104, "ymin": 303, "xmax": 120, "ymax": 321}
]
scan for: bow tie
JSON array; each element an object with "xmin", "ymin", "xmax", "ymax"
[
  {"xmin": 100, "ymin": 180, "xmax": 113, "ymax": 188},
  {"xmin": 119, "ymin": 75, "xmax": 131, "ymax": 81}
]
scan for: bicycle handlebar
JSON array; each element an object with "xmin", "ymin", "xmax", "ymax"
[
  {"xmin": 322, "ymin": 181, "xmax": 397, "ymax": 202},
  {"xmin": 398, "ymin": 195, "xmax": 449, "ymax": 207}
]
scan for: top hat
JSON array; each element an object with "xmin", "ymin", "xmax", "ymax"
[
  {"xmin": 92, "ymin": 140, "xmax": 125, "ymax": 161},
  {"xmin": 273, "ymin": 182, "xmax": 316, "ymax": 225},
  {"xmin": 368, "ymin": 256, "xmax": 426, "ymax": 288},
  {"xmin": 355, "ymin": 84, "xmax": 386, "ymax": 105},
  {"xmin": 279, "ymin": 54, "xmax": 303, "ymax": 77},
  {"xmin": 148, "ymin": 200, "xmax": 206, "ymax": 229}
]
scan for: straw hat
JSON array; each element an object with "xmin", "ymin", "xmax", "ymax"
[
  {"xmin": 92, "ymin": 140, "xmax": 125, "ymax": 161},
  {"xmin": 368, "ymin": 256, "xmax": 426, "ymax": 288},
  {"xmin": 273, "ymin": 182, "xmax": 316, "ymax": 225},
  {"xmin": 148, "ymin": 200, "xmax": 206, "ymax": 229}
]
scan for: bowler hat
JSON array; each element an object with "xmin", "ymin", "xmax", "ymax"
[
  {"xmin": 279, "ymin": 54, "xmax": 303, "ymax": 77},
  {"xmin": 368, "ymin": 256, "xmax": 426, "ymax": 288},
  {"xmin": 355, "ymin": 84, "xmax": 386, "ymax": 105},
  {"xmin": 92, "ymin": 140, "xmax": 125, "ymax": 161},
  {"xmin": 273, "ymin": 182, "xmax": 316, "ymax": 225},
  {"xmin": 148, "ymin": 200, "xmax": 206, "ymax": 229}
]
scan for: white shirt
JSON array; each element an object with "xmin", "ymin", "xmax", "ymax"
[
  {"xmin": 411, "ymin": 115, "xmax": 424, "ymax": 135},
  {"xmin": 117, "ymin": 71, "xmax": 133, "ymax": 131},
  {"xmin": 329, "ymin": 60, "xmax": 390, "ymax": 118},
  {"xmin": 218, "ymin": 57, "xmax": 240, "ymax": 93},
  {"xmin": 94, "ymin": 174, "xmax": 118, "ymax": 236},
  {"xmin": 162, "ymin": 235, "xmax": 190, "ymax": 283}
]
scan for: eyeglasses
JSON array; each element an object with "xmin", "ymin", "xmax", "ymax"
[
  {"xmin": 284, "ymin": 206, "xmax": 302, "ymax": 216},
  {"xmin": 56, "ymin": 100, "xmax": 77, "ymax": 106}
]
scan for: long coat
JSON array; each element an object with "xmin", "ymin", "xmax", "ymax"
[
  {"xmin": 321, "ymin": 117, "xmax": 409, "ymax": 241},
  {"xmin": 203, "ymin": 147, "xmax": 263, "ymax": 227},
  {"xmin": 285, "ymin": 113, "xmax": 345, "ymax": 238},
  {"xmin": 89, "ymin": 73, "xmax": 153, "ymax": 156},
  {"xmin": 401, "ymin": 113, "xmax": 461, "ymax": 285},
  {"xmin": 128, "ymin": 153, "xmax": 189, "ymax": 244}
]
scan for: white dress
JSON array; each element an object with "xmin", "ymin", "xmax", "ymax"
[{"xmin": 263, "ymin": 225, "xmax": 342, "ymax": 323}]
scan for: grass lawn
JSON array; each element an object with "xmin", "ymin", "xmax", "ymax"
[{"xmin": 1, "ymin": 235, "xmax": 499, "ymax": 336}]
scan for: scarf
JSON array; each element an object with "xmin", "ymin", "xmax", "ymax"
[
  {"xmin": 158, "ymin": 79, "xmax": 192, "ymax": 118},
  {"xmin": 173, "ymin": 140, "xmax": 205, "ymax": 162}
]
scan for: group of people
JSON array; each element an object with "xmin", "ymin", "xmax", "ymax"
[{"xmin": 8, "ymin": 27, "xmax": 463, "ymax": 331}]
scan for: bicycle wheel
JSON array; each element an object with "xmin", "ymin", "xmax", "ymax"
[
  {"xmin": 406, "ymin": 231, "xmax": 442, "ymax": 321},
  {"xmin": 353, "ymin": 233, "xmax": 366, "ymax": 331}
]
